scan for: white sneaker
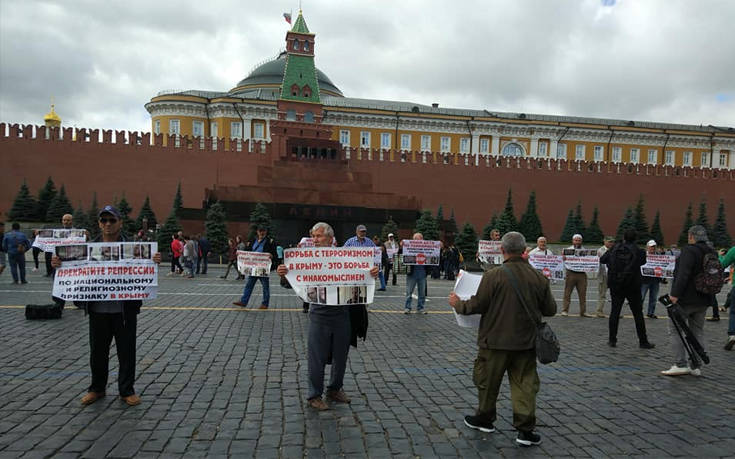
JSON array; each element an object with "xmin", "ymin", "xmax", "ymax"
[
  {"xmin": 661, "ymin": 365, "xmax": 690, "ymax": 376},
  {"xmin": 32, "ymin": 268, "xmax": 39, "ymax": 272},
  {"xmin": 560, "ymin": 311, "xmax": 568, "ymax": 317},
  {"xmin": 690, "ymin": 368, "xmax": 702, "ymax": 377}
]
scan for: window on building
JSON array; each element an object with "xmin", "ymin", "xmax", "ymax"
[
  {"xmin": 502, "ymin": 143, "xmax": 524, "ymax": 157},
  {"xmin": 169, "ymin": 119, "xmax": 180, "ymax": 135},
  {"xmin": 440, "ymin": 136, "xmax": 451, "ymax": 152},
  {"xmin": 701, "ymin": 152, "xmax": 709, "ymax": 167},
  {"xmin": 665, "ymin": 150, "xmax": 674, "ymax": 166},
  {"xmin": 304, "ymin": 111, "xmax": 314, "ymax": 123},
  {"xmin": 154, "ymin": 120, "xmax": 160, "ymax": 135},
  {"xmin": 479, "ymin": 138, "xmax": 489, "ymax": 153},
  {"xmin": 293, "ymin": 39, "xmax": 300, "ymax": 50},
  {"xmin": 286, "ymin": 109, "xmax": 296, "ymax": 121},
  {"xmin": 612, "ymin": 146, "xmax": 622, "ymax": 162},
  {"xmin": 421, "ymin": 135, "xmax": 431, "ymax": 151},
  {"xmin": 340, "ymin": 130, "xmax": 350, "ymax": 146},
  {"xmin": 380, "ymin": 133, "xmax": 391, "ymax": 149},
  {"xmin": 360, "ymin": 131, "xmax": 371, "ymax": 148},
  {"xmin": 630, "ymin": 148, "xmax": 639, "ymax": 164},
  {"xmin": 210, "ymin": 122, "xmax": 218, "ymax": 138},
  {"xmin": 575, "ymin": 144, "xmax": 585, "ymax": 160},
  {"xmin": 557, "ymin": 143, "xmax": 567, "ymax": 159},
  {"xmin": 304, "ymin": 41, "xmax": 310, "ymax": 51},
  {"xmin": 683, "ymin": 151, "xmax": 692, "ymax": 166},
  {"xmin": 230, "ymin": 121, "xmax": 242, "ymax": 139},
  {"xmin": 594, "ymin": 145, "xmax": 603, "ymax": 162},
  {"xmin": 400, "ymin": 134, "xmax": 411, "ymax": 150},
  {"xmin": 460, "ymin": 138, "xmax": 470, "ymax": 154},
  {"xmin": 648, "ymin": 149, "xmax": 657, "ymax": 164},
  {"xmin": 192, "ymin": 120, "xmax": 204, "ymax": 138},
  {"xmin": 253, "ymin": 122, "xmax": 264, "ymax": 139},
  {"xmin": 538, "ymin": 142, "xmax": 547, "ymax": 157},
  {"xmin": 302, "ymin": 86, "xmax": 311, "ymax": 98},
  {"xmin": 720, "ymin": 152, "xmax": 728, "ymax": 168}
]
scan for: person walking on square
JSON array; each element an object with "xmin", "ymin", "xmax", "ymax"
[
  {"xmin": 197, "ymin": 234, "xmax": 210, "ymax": 274},
  {"xmin": 232, "ymin": 225, "xmax": 277, "ymax": 309},
  {"xmin": 403, "ymin": 233, "xmax": 428, "ymax": 314},
  {"xmin": 2, "ymin": 223, "xmax": 30, "ymax": 284},
  {"xmin": 383, "ymin": 233, "xmax": 398, "ymax": 285},
  {"xmin": 596, "ymin": 236, "xmax": 615, "ymax": 317},
  {"xmin": 641, "ymin": 240, "xmax": 664, "ymax": 319},
  {"xmin": 562, "ymin": 234, "xmax": 589, "ymax": 317},
  {"xmin": 277, "ymin": 222, "xmax": 379, "ymax": 410},
  {"xmin": 52, "ymin": 205, "xmax": 162, "ymax": 406},
  {"xmin": 220, "ymin": 238, "xmax": 238, "ymax": 279},
  {"xmin": 600, "ymin": 230, "xmax": 655, "ymax": 349},
  {"xmin": 169, "ymin": 234, "xmax": 183, "ymax": 276},
  {"xmin": 719, "ymin": 246, "xmax": 735, "ymax": 350},
  {"xmin": 449, "ymin": 232, "xmax": 556, "ymax": 447}
]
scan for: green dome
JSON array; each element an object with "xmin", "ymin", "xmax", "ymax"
[{"xmin": 230, "ymin": 52, "xmax": 343, "ymax": 97}]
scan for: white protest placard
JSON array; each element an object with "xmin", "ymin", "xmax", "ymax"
[
  {"xmin": 641, "ymin": 254, "xmax": 675, "ymax": 278},
  {"xmin": 562, "ymin": 248, "xmax": 600, "ymax": 273},
  {"xmin": 298, "ymin": 237, "xmax": 315, "ymax": 248},
  {"xmin": 386, "ymin": 246, "xmax": 398, "ymax": 261},
  {"xmin": 401, "ymin": 239, "xmax": 441, "ymax": 266},
  {"xmin": 237, "ymin": 250, "xmax": 272, "ymax": 277},
  {"xmin": 373, "ymin": 247, "xmax": 383, "ymax": 269},
  {"xmin": 52, "ymin": 242, "xmax": 158, "ymax": 301},
  {"xmin": 478, "ymin": 240, "xmax": 503, "ymax": 265},
  {"xmin": 528, "ymin": 254, "xmax": 566, "ymax": 280},
  {"xmin": 284, "ymin": 247, "xmax": 375, "ymax": 305},
  {"xmin": 33, "ymin": 229, "xmax": 87, "ymax": 253},
  {"xmin": 452, "ymin": 270, "xmax": 483, "ymax": 328}
]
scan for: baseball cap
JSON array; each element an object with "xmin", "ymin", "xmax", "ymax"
[
  {"xmin": 98, "ymin": 205, "xmax": 121, "ymax": 219},
  {"xmin": 647, "ymin": 240, "xmax": 657, "ymax": 246},
  {"xmin": 572, "ymin": 233, "xmax": 583, "ymax": 240},
  {"xmin": 356, "ymin": 224, "xmax": 367, "ymax": 232},
  {"xmin": 388, "ymin": 233, "xmax": 394, "ymax": 237}
]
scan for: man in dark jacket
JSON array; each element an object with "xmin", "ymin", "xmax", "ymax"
[
  {"xmin": 661, "ymin": 225, "xmax": 715, "ymax": 376},
  {"xmin": 600, "ymin": 229, "xmax": 655, "ymax": 349},
  {"xmin": 52, "ymin": 205, "xmax": 161, "ymax": 406},
  {"xmin": 197, "ymin": 235, "xmax": 210, "ymax": 274},
  {"xmin": 449, "ymin": 232, "xmax": 556, "ymax": 447},
  {"xmin": 232, "ymin": 225, "xmax": 278, "ymax": 309}
]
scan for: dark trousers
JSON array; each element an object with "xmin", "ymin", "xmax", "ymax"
[
  {"xmin": 307, "ymin": 307, "xmax": 351, "ymax": 400},
  {"xmin": 32, "ymin": 247, "xmax": 41, "ymax": 269},
  {"xmin": 171, "ymin": 256, "xmax": 183, "ymax": 273},
  {"xmin": 88, "ymin": 312, "xmax": 137, "ymax": 397},
  {"xmin": 8, "ymin": 253, "xmax": 26, "ymax": 282},
  {"xmin": 196, "ymin": 252, "xmax": 208, "ymax": 274},
  {"xmin": 52, "ymin": 270, "xmax": 65, "ymax": 308},
  {"xmin": 473, "ymin": 348, "xmax": 539, "ymax": 432},
  {"xmin": 609, "ymin": 285, "xmax": 649, "ymax": 344},
  {"xmin": 44, "ymin": 251, "xmax": 54, "ymax": 276},
  {"xmin": 383, "ymin": 263, "xmax": 397, "ymax": 285}
]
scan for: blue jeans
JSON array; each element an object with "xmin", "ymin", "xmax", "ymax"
[
  {"xmin": 641, "ymin": 282, "xmax": 660, "ymax": 315},
  {"xmin": 8, "ymin": 253, "xmax": 26, "ymax": 283},
  {"xmin": 240, "ymin": 275, "xmax": 270, "ymax": 307},
  {"xmin": 405, "ymin": 274, "xmax": 426, "ymax": 311},
  {"xmin": 378, "ymin": 271, "xmax": 386, "ymax": 289},
  {"xmin": 727, "ymin": 288, "xmax": 735, "ymax": 336}
]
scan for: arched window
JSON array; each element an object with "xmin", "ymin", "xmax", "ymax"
[
  {"xmin": 302, "ymin": 85, "xmax": 311, "ymax": 98},
  {"xmin": 291, "ymin": 84, "xmax": 300, "ymax": 97},
  {"xmin": 293, "ymin": 39, "xmax": 300, "ymax": 50},
  {"xmin": 304, "ymin": 41, "xmax": 310, "ymax": 51},
  {"xmin": 286, "ymin": 109, "xmax": 296, "ymax": 121},
  {"xmin": 501, "ymin": 142, "xmax": 524, "ymax": 157},
  {"xmin": 304, "ymin": 111, "xmax": 314, "ymax": 123}
]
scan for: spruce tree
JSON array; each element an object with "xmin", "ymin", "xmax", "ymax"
[
  {"xmin": 36, "ymin": 177, "xmax": 57, "ymax": 221},
  {"xmin": 414, "ymin": 210, "xmax": 440, "ymax": 241},
  {"xmin": 73, "ymin": 202, "xmax": 89, "ymax": 232},
  {"xmin": 381, "ymin": 217, "xmax": 399, "ymax": 241},
  {"xmin": 496, "ymin": 188, "xmax": 518, "ymax": 235},
  {"xmin": 632, "ymin": 195, "xmax": 650, "ymax": 244},
  {"xmin": 135, "ymin": 195, "xmax": 158, "ymax": 231},
  {"xmin": 454, "ymin": 222, "xmax": 478, "ymax": 262},
  {"xmin": 115, "ymin": 195, "xmax": 136, "ymax": 237},
  {"xmin": 615, "ymin": 207, "xmax": 635, "ymax": 241},
  {"xmin": 8, "ymin": 180, "xmax": 38, "ymax": 221},
  {"xmin": 712, "ymin": 199, "xmax": 732, "ymax": 248},
  {"xmin": 519, "ymin": 191, "xmax": 543, "ymax": 241},
  {"xmin": 247, "ymin": 202, "xmax": 272, "ymax": 240},
  {"xmin": 650, "ymin": 210, "xmax": 664, "ymax": 246},
  {"xmin": 482, "ymin": 212, "xmax": 499, "ymax": 240},
  {"xmin": 436, "ymin": 205, "xmax": 444, "ymax": 223},
  {"xmin": 586, "ymin": 206, "xmax": 604, "ymax": 244},
  {"xmin": 172, "ymin": 182, "xmax": 183, "ymax": 217},
  {"xmin": 678, "ymin": 202, "xmax": 694, "ymax": 246},
  {"xmin": 560, "ymin": 209, "xmax": 577, "ymax": 242},
  {"xmin": 446, "ymin": 208, "xmax": 458, "ymax": 235},
  {"xmin": 205, "ymin": 202, "xmax": 228, "ymax": 255},
  {"xmin": 695, "ymin": 197, "xmax": 710, "ymax": 233},
  {"xmin": 573, "ymin": 201, "xmax": 586, "ymax": 236},
  {"xmin": 45, "ymin": 184, "xmax": 73, "ymax": 222},
  {"xmin": 158, "ymin": 210, "xmax": 182, "ymax": 253},
  {"xmin": 87, "ymin": 193, "xmax": 100, "ymax": 240}
]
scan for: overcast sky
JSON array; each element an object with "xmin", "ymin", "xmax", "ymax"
[{"xmin": 1, "ymin": 0, "xmax": 733, "ymax": 133}]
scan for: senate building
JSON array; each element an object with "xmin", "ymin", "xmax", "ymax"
[{"xmin": 2, "ymin": 11, "xmax": 734, "ymax": 242}]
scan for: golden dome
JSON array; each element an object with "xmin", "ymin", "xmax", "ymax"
[{"xmin": 44, "ymin": 104, "xmax": 61, "ymax": 123}]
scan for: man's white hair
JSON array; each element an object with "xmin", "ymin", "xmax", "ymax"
[{"xmin": 311, "ymin": 222, "xmax": 334, "ymax": 238}]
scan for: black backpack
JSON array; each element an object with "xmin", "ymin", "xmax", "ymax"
[
  {"xmin": 693, "ymin": 245, "xmax": 725, "ymax": 295},
  {"xmin": 609, "ymin": 243, "xmax": 637, "ymax": 285}
]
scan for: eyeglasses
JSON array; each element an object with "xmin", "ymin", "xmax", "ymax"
[{"xmin": 99, "ymin": 217, "xmax": 118, "ymax": 224}]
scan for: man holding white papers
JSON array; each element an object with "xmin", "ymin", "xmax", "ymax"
[
  {"xmin": 449, "ymin": 232, "xmax": 556, "ymax": 447},
  {"xmin": 232, "ymin": 225, "xmax": 278, "ymax": 309}
]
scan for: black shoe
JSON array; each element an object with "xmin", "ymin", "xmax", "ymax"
[
  {"xmin": 706, "ymin": 316, "xmax": 720, "ymax": 322},
  {"xmin": 639, "ymin": 342, "xmax": 655, "ymax": 349},
  {"xmin": 463, "ymin": 415, "xmax": 495, "ymax": 433},
  {"xmin": 607, "ymin": 340, "xmax": 617, "ymax": 347},
  {"xmin": 516, "ymin": 430, "xmax": 541, "ymax": 446},
  {"xmin": 647, "ymin": 314, "xmax": 658, "ymax": 319}
]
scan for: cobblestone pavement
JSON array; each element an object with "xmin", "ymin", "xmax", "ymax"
[{"xmin": 0, "ymin": 266, "xmax": 734, "ymax": 458}]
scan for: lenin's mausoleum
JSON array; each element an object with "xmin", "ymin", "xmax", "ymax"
[{"xmin": 2, "ymin": 12, "xmax": 734, "ymax": 243}]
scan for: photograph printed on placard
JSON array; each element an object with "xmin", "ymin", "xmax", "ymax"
[
  {"xmin": 253, "ymin": 267, "xmax": 269, "ymax": 277},
  {"xmin": 337, "ymin": 285, "xmax": 367, "ymax": 304},
  {"xmin": 55, "ymin": 245, "xmax": 88, "ymax": 262},
  {"xmin": 56, "ymin": 230, "xmax": 71, "ymax": 239},
  {"xmin": 307, "ymin": 286, "xmax": 318, "ymax": 303},
  {"xmin": 318, "ymin": 286, "xmax": 327, "ymax": 304},
  {"xmin": 38, "ymin": 229, "xmax": 53, "ymax": 238}
]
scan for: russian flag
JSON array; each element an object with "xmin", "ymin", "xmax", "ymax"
[{"xmin": 283, "ymin": 12, "xmax": 292, "ymax": 24}]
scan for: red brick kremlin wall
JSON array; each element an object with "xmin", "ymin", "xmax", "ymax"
[{"xmin": 2, "ymin": 124, "xmax": 734, "ymax": 244}]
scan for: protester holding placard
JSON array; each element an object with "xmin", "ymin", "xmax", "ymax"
[
  {"xmin": 401, "ymin": 234, "xmax": 440, "ymax": 314},
  {"xmin": 641, "ymin": 240, "xmax": 664, "ymax": 318},
  {"xmin": 232, "ymin": 225, "xmax": 278, "ymax": 310},
  {"xmin": 384, "ymin": 233, "xmax": 398, "ymax": 285},
  {"xmin": 561, "ymin": 234, "xmax": 591, "ymax": 317},
  {"xmin": 595, "ymin": 236, "xmax": 615, "ymax": 318},
  {"xmin": 52, "ymin": 205, "xmax": 162, "ymax": 407},
  {"xmin": 276, "ymin": 222, "xmax": 379, "ymax": 411},
  {"xmin": 372, "ymin": 236, "xmax": 388, "ymax": 291}
]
